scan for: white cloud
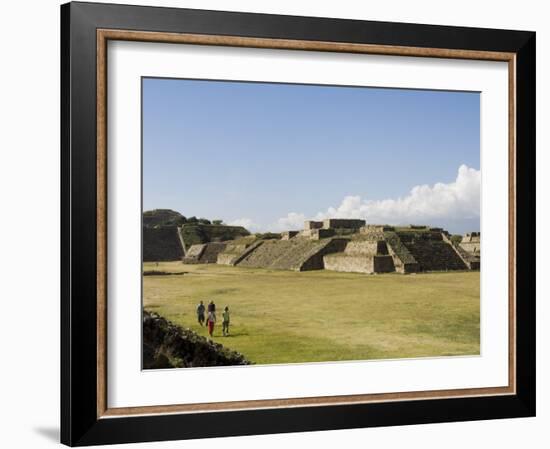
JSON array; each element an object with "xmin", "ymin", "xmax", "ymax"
[
  {"xmin": 227, "ymin": 217, "xmax": 259, "ymax": 231},
  {"xmin": 272, "ymin": 164, "xmax": 480, "ymax": 230},
  {"xmin": 273, "ymin": 212, "xmax": 307, "ymax": 231}
]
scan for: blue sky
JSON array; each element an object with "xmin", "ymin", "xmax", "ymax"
[{"xmin": 143, "ymin": 78, "xmax": 480, "ymax": 234}]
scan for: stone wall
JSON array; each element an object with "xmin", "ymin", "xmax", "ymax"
[
  {"xmin": 324, "ymin": 240, "xmax": 395, "ymax": 274},
  {"xmin": 141, "ymin": 222, "xmax": 250, "ymax": 263},
  {"xmin": 324, "ymin": 253, "xmax": 395, "ymax": 274},
  {"xmin": 304, "ymin": 220, "xmax": 323, "ymax": 230},
  {"xmin": 281, "ymin": 231, "xmax": 299, "ymax": 240},
  {"xmin": 360, "ymin": 225, "xmax": 395, "ymax": 233},
  {"xmin": 322, "ymin": 218, "xmax": 366, "ymax": 229},
  {"xmin": 299, "ymin": 238, "xmax": 349, "ymax": 271},
  {"xmin": 143, "ymin": 225, "xmax": 185, "ymax": 261},
  {"xmin": 309, "ymin": 228, "xmax": 336, "ymax": 240},
  {"xmin": 344, "ymin": 240, "xmax": 388, "ymax": 255},
  {"xmin": 143, "ymin": 310, "xmax": 249, "ymax": 369},
  {"xmin": 460, "ymin": 232, "xmax": 481, "ymax": 255},
  {"xmin": 182, "ymin": 242, "xmax": 227, "ymax": 264}
]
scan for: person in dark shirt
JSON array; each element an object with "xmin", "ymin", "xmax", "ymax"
[
  {"xmin": 196, "ymin": 301, "xmax": 205, "ymax": 326},
  {"xmin": 207, "ymin": 300, "xmax": 216, "ymax": 313}
]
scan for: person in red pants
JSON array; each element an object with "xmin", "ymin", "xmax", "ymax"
[{"xmin": 207, "ymin": 310, "xmax": 216, "ymax": 337}]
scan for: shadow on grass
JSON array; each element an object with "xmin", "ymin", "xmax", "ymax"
[{"xmin": 220, "ymin": 331, "xmax": 249, "ymax": 337}]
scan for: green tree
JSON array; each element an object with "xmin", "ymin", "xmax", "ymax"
[{"xmin": 450, "ymin": 234, "xmax": 463, "ymax": 247}]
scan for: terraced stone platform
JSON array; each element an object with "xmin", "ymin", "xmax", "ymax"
[
  {"xmin": 396, "ymin": 231, "xmax": 467, "ymax": 271},
  {"xmin": 145, "ymin": 213, "xmax": 480, "ymax": 275},
  {"xmin": 324, "ymin": 240, "xmax": 395, "ymax": 274},
  {"xmin": 236, "ymin": 237, "xmax": 347, "ymax": 271},
  {"xmin": 217, "ymin": 238, "xmax": 265, "ymax": 266},
  {"xmin": 182, "ymin": 242, "xmax": 227, "ymax": 264},
  {"xmin": 143, "ymin": 226, "xmax": 185, "ymax": 262}
]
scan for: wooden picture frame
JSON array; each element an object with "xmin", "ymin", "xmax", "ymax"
[{"xmin": 61, "ymin": 1, "xmax": 536, "ymax": 446}]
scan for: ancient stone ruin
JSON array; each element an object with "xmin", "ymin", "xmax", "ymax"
[
  {"xmin": 143, "ymin": 210, "xmax": 480, "ymax": 275},
  {"xmin": 216, "ymin": 236, "xmax": 264, "ymax": 265},
  {"xmin": 324, "ymin": 240, "xmax": 395, "ymax": 274},
  {"xmin": 234, "ymin": 237, "xmax": 348, "ymax": 271},
  {"xmin": 460, "ymin": 232, "xmax": 481, "ymax": 255},
  {"xmin": 212, "ymin": 220, "xmax": 481, "ymax": 274},
  {"xmin": 182, "ymin": 242, "xmax": 227, "ymax": 264},
  {"xmin": 455, "ymin": 232, "xmax": 481, "ymax": 269},
  {"xmin": 143, "ymin": 225, "xmax": 185, "ymax": 262},
  {"xmin": 142, "ymin": 209, "xmax": 249, "ymax": 262}
]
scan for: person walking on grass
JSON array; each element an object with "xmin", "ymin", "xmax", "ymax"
[
  {"xmin": 196, "ymin": 300, "xmax": 205, "ymax": 326},
  {"xmin": 222, "ymin": 306, "xmax": 230, "ymax": 337},
  {"xmin": 207, "ymin": 300, "xmax": 216, "ymax": 314},
  {"xmin": 207, "ymin": 310, "xmax": 216, "ymax": 337}
]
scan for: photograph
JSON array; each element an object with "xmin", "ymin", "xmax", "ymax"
[
  {"xmin": 55, "ymin": 1, "xmax": 536, "ymax": 445},
  {"xmin": 141, "ymin": 77, "xmax": 482, "ymax": 369}
]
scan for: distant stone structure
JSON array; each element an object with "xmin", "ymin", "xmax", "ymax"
[
  {"xmin": 309, "ymin": 228, "xmax": 336, "ymax": 240},
  {"xmin": 444, "ymin": 232, "xmax": 481, "ymax": 270},
  {"xmin": 324, "ymin": 240, "xmax": 395, "ymax": 274},
  {"xmin": 167, "ymin": 215, "xmax": 481, "ymax": 275},
  {"xmin": 281, "ymin": 231, "xmax": 299, "ymax": 240},
  {"xmin": 142, "ymin": 209, "xmax": 249, "ymax": 262},
  {"xmin": 182, "ymin": 242, "xmax": 227, "ymax": 264},
  {"xmin": 217, "ymin": 237, "xmax": 263, "ymax": 265},
  {"xmin": 322, "ymin": 218, "xmax": 366, "ymax": 229},
  {"xmin": 360, "ymin": 225, "xmax": 395, "ymax": 233},
  {"xmin": 460, "ymin": 232, "xmax": 481, "ymax": 255},
  {"xmin": 232, "ymin": 237, "xmax": 347, "ymax": 271},
  {"xmin": 143, "ymin": 226, "xmax": 185, "ymax": 262},
  {"xmin": 304, "ymin": 220, "xmax": 323, "ymax": 230}
]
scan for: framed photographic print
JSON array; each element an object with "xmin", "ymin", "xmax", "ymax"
[{"xmin": 60, "ymin": 1, "xmax": 536, "ymax": 446}]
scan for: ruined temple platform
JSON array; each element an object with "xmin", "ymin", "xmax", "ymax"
[{"xmin": 185, "ymin": 219, "xmax": 480, "ymax": 275}]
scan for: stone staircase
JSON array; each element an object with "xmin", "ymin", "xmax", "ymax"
[
  {"xmin": 236, "ymin": 237, "xmax": 346, "ymax": 271},
  {"xmin": 181, "ymin": 243, "xmax": 206, "ymax": 264},
  {"xmin": 217, "ymin": 239, "xmax": 264, "ymax": 265},
  {"xmin": 182, "ymin": 242, "xmax": 226, "ymax": 264},
  {"xmin": 398, "ymin": 233, "xmax": 467, "ymax": 271},
  {"xmin": 199, "ymin": 242, "xmax": 227, "ymax": 263},
  {"xmin": 441, "ymin": 233, "xmax": 480, "ymax": 270},
  {"xmin": 383, "ymin": 231, "xmax": 420, "ymax": 273}
]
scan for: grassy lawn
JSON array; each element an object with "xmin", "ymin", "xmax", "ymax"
[{"xmin": 143, "ymin": 262, "xmax": 480, "ymax": 365}]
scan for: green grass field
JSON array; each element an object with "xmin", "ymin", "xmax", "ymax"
[{"xmin": 143, "ymin": 262, "xmax": 480, "ymax": 365}]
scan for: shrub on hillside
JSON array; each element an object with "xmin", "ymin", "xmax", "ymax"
[{"xmin": 450, "ymin": 234, "xmax": 463, "ymax": 247}]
